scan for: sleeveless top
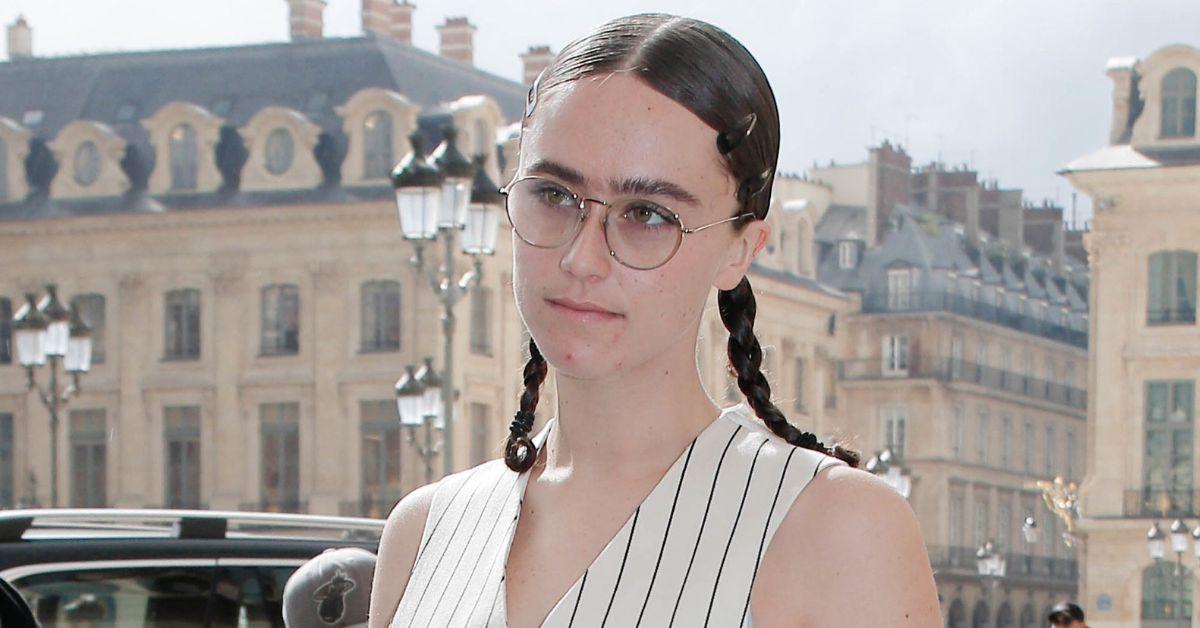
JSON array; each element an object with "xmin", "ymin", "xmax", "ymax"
[{"xmin": 389, "ymin": 403, "xmax": 844, "ymax": 627}]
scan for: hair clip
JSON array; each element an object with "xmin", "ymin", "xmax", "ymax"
[
  {"xmin": 525, "ymin": 71, "xmax": 544, "ymax": 118},
  {"xmin": 737, "ymin": 166, "xmax": 774, "ymax": 203},
  {"xmin": 716, "ymin": 112, "xmax": 758, "ymax": 154}
]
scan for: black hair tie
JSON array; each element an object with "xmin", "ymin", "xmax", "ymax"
[{"xmin": 510, "ymin": 409, "xmax": 535, "ymax": 435}]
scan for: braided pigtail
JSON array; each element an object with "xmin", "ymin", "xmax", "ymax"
[
  {"xmin": 505, "ymin": 338, "xmax": 549, "ymax": 472},
  {"xmin": 719, "ymin": 277, "xmax": 860, "ymax": 467}
]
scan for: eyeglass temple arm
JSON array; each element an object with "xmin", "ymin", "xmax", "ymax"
[{"xmin": 683, "ymin": 212, "xmax": 756, "ymax": 234}]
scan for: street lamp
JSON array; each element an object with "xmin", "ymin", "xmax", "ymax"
[
  {"xmin": 392, "ymin": 127, "xmax": 500, "ymax": 479},
  {"xmin": 1147, "ymin": 519, "xmax": 1195, "ymax": 627},
  {"xmin": 976, "ymin": 539, "xmax": 1007, "ymax": 592},
  {"xmin": 866, "ymin": 448, "xmax": 912, "ymax": 499},
  {"xmin": 11, "ymin": 285, "xmax": 93, "ymax": 508},
  {"xmin": 395, "ymin": 360, "xmax": 443, "ymax": 485}
]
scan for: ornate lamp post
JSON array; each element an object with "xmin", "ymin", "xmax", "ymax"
[
  {"xmin": 1147, "ymin": 519, "xmax": 1196, "ymax": 627},
  {"xmin": 976, "ymin": 539, "xmax": 1007, "ymax": 594},
  {"xmin": 11, "ymin": 285, "xmax": 93, "ymax": 507},
  {"xmin": 866, "ymin": 448, "xmax": 912, "ymax": 499},
  {"xmin": 395, "ymin": 359, "xmax": 445, "ymax": 485},
  {"xmin": 392, "ymin": 126, "xmax": 500, "ymax": 478}
]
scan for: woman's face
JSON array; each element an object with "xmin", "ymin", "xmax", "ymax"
[{"xmin": 512, "ymin": 73, "xmax": 768, "ymax": 381}]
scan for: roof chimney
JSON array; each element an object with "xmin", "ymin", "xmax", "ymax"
[
  {"xmin": 286, "ymin": 0, "xmax": 326, "ymax": 41},
  {"xmin": 520, "ymin": 45, "xmax": 554, "ymax": 86},
  {"xmin": 363, "ymin": 0, "xmax": 414, "ymax": 44},
  {"xmin": 6, "ymin": 15, "xmax": 31, "ymax": 60},
  {"xmin": 437, "ymin": 17, "xmax": 476, "ymax": 65}
]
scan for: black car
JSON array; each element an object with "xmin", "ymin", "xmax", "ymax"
[{"xmin": 0, "ymin": 508, "xmax": 384, "ymax": 627}]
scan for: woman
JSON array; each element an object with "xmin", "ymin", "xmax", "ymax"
[{"xmin": 370, "ymin": 14, "xmax": 940, "ymax": 627}]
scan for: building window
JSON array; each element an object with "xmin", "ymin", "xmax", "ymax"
[
  {"xmin": 837, "ymin": 241, "xmax": 858, "ymax": 269},
  {"xmin": 0, "ymin": 413, "xmax": 11, "ymax": 508},
  {"xmin": 164, "ymin": 289, "xmax": 201, "ymax": 360},
  {"xmin": 470, "ymin": 287, "xmax": 492, "ymax": 355},
  {"xmin": 951, "ymin": 405, "xmax": 964, "ymax": 459},
  {"xmin": 164, "ymin": 405, "xmax": 201, "ymax": 508},
  {"xmin": 882, "ymin": 334, "xmax": 909, "ymax": 375},
  {"xmin": 974, "ymin": 501, "xmax": 988, "ymax": 548},
  {"xmin": 360, "ymin": 400, "xmax": 401, "ymax": 518},
  {"xmin": 1045, "ymin": 425, "xmax": 1056, "ymax": 477},
  {"xmin": 363, "ymin": 111, "xmax": 394, "ymax": 180},
  {"xmin": 169, "ymin": 123, "xmax": 198, "ymax": 191},
  {"xmin": 264, "ymin": 128, "xmax": 294, "ymax": 175},
  {"xmin": 999, "ymin": 349, "xmax": 1011, "ymax": 389},
  {"xmin": 977, "ymin": 408, "xmax": 989, "ymax": 465},
  {"xmin": 261, "ymin": 284, "xmax": 300, "ymax": 356},
  {"xmin": 1022, "ymin": 350, "xmax": 1034, "ymax": 394},
  {"xmin": 997, "ymin": 503, "xmax": 1011, "ymax": 551},
  {"xmin": 1148, "ymin": 250, "xmax": 1197, "ymax": 325},
  {"xmin": 1023, "ymin": 418, "xmax": 1035, "ymax": 474},
  {"xmin": 793, "ymin": 357, "xmax": 806, "ymax": 412},
  {"xmin": 361, "ymin": 280, "xmax": 401, "ymax": 352},
  {"xmin": 974, "ymin": 342, "xmax": 987, "ymax": 382},
  {"xmin": 949, "ymin": 496, "xmax": 964, "ymax": 547},
  {"xmin": 73, "ymin": 140, "xmax": 101, "ymax": 186},
  {"xmin": 70, "ymin": 408, "xmax": 107, "ymax": 507},
  {"xmin": 1000, "ymin": 415, "xmax": 1012, "ymax": 469},
  {"xmin": 1161, "ymin": 68, "xmax": 1198, "ymax": 138},
  {"xmin": 1143, "ymin": 562, "xmax": 1193, "ymax": 622},
  {"xmin": 71, "ymin": 294, "xmax": 106, "ymax": 364},
  {"xmin": 886, "ymin": 268, "xmax": 912, "ymax": 310},
  {"xmin": 1144, "ymin": 380, "xmax": 1195, "ymax": 511},
  {"xmin": 1066, "ymin": 429, "xmax": 1077, "ymax": 480},
  {"xmin": 0, "ymin": 297, "xmax": 11, "ymax": 364},
  {"xmin": 470, "ymin": 402, "xmax": 491, "ymax": 465},
  {"xmin": 260, "ymin": 402, "xmax": 300, "ymax": 512},
  {"xmin": 881, "ymin": 406, "xmax": 907, "ymax": 458},
  {"xmin": 949, "ymin": 335, "xmax": 963, "ymax": 378}
]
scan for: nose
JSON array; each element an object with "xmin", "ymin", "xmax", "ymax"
[{"xmin": 559, "ymin": 201, "xmax": 612, "ymax": 282}]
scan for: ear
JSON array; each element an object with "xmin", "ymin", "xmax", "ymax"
[{"xmin": 713, "ymin": 221, "xmax": 770, "ymax": 291}]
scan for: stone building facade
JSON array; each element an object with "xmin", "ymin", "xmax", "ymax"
[{"xmin": 1063, "ymin": 43, "xmax": 1200, "ymax": 628}]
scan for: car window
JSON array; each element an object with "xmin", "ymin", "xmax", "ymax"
[
  {"xmin": 209, "ymin": 565, "xmax": 296, "ymax": 628},
  {"xmin": 13, "ymin": 563, "xmax": 214, "ymax": 627}
]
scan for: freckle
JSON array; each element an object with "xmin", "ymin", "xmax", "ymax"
[{"xmin": 565, "ymin": 352, "xmax": 573, "ymax": 361}]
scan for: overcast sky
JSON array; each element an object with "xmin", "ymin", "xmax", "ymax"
[{"xmin": 4, "ymin": 0, "xmax": 1198, "ymax": 224}]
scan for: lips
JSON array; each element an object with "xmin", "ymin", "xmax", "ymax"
[{"xmin": 546, "ymin": 297, "xmax": 624, "ymax": 321}]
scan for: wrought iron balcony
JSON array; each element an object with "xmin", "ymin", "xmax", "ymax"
[
  {"xmin": 927, "ymin": 545, "xmax": 1078, "ymax": 584},
  {"xmin": 861, "ymin": 290, "xmax": 1088, "ymax": 349},
  {"xmin": 838, "ymin": 355, "xmax": 1087, "ymax": 410},
  {"xmin": 1124, "ymin": 488, "xmax": 1199, "ymax": 518}
]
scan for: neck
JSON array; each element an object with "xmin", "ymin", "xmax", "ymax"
[{"xmin": 538, "ymin": 341, "xmax": 722, "ymax": 484}]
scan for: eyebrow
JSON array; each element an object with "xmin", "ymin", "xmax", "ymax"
[{"xmin": 525, "ymin": 159, "xmax": 701, "ymax": 207}]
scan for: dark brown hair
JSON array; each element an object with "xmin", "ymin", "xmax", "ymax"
[{"xmin": 505, "ymin": 13, "xmax": 859, "ymax": 472}]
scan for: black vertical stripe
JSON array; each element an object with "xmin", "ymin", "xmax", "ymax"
[
  {"xmin": 601, "ymin": 507, "xmax": 641, "ymax": 627},
  {"xmin": 469, "ymin": 501, "xmax": 522, "ymax": 626},
  {"xmin": 668, "ymin": 425, "xmax": 742, "ymax": 627},
  {"xmin": 704, "ymin": 437, "xmax": 769, "ymax": 627},
  {"xmin": 635, "ymin": 439, "xmax": 698, "ymax": 627},
  {"xmin": 407, "ymin": 470, "xmax": 492, "ymax": 617},
  {"xmin": 739, "ymin": 447, "xmax": 798, "ymax": 626},
  {"xmin": 412, "ymin": 465, "xmax": 481, "ymax": 567},
  {"xmin": 433, "ymin": 474, "xmax": 521, "ymax": 622},
  {"xmin": 567, "ymin": 570, "xmax": 589, "ymax": 627}
]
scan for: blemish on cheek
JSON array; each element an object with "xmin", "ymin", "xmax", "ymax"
[{"xmin": 564, "ymin": 352, "xmax": 574, "ymax": 362}]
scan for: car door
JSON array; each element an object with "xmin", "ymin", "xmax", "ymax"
[{"xmin": 208, "ymin": 559, "xmax": 304, "ymax": 628}]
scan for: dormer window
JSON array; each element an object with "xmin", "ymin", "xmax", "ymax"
[
  {"xmin": 265, "ymin": 128, "xmax": 295, "ymax": 175},
  {"xmin": 73, "ymin": 141, "xmax": 101, "ymax": 187},
  {"xmin": 363, "ymin": 111, "xmax": 394, "ymax": 179},
  {"xmin": 169, "ymin": 124, "xmax": 198, "ymax": 191},
  {"xmin": 1162, "ymin": 68, "xmax": 1197, "ymax": 138},
  {"xmin": 838, "ymin": 241, "xmax": 858, "ymax": 269}
]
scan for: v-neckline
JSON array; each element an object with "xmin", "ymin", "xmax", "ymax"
[{"xmin": 498, "ymin": 405, "xmax": 742, "ymax": 628}]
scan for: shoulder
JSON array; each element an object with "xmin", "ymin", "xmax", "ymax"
[
  {"xmin": 366, "ymin": 459, "xmax": 509, "ymax": 627},
  {"xmin": 750, "ymin": 464, "xmax": 942, "ymax": 626}
]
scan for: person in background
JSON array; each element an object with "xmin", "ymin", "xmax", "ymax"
[
  {"xmin": 283, "ymin": 547, "xmax": 376, "ymax": 628},
  {"xmin": 1048, "ymin": 601, "xmax": 1087, "ymax": 627}
]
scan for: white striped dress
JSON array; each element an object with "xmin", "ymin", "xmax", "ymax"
[{"xmin": 389, "ymin": 403, "xmax": 843, "ymax": 627}]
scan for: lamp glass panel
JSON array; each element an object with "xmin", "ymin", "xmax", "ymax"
[
  {"xmin": 397, "ymin": 395, "xmax": 424, "ymax": 426},
  {"xmin": 396, "ymin": 187, "xmax": 440, "ymax": 240},
  {"xmin": 439, "ymin": 178, "xmax": 471, "ymax": 228},
  {"xmin": 15, "ymin": 328, "xmax": 45, "ymax": 366},
  {"xmin": 1149, "ymin": 537, "xmax": 1166, "ymax": 560},
  {"xmin": 462, "ymin": 204, "xmax": 499, "ymax": 255},
  {"xmin": 43, "ymin": 319, "xmax": 69, "ymax": 357},
  {"xmin": 65, "ymin": 336, "xmax": 92, "ymax": 372}
]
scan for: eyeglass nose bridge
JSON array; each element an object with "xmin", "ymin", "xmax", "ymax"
[{"xmin": 562, "ymin": 195, "xmax": 619, "ymax": 257}]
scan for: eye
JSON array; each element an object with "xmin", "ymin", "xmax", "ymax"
[
  {"xmin": 624, "ymin": 202, "xmax": 677, "ymax": 227},
  {"xmin": 532, "ymin": 182, "xmax": 575, "ymax": 207}
]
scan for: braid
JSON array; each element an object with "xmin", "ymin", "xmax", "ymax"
[
  {"xmin": 505, "ymin": 337, "xmax": 549, "ymax": 471},
  {"xmin": 718, "ymin": 277, "xmax": 860, "ymax": 467}
]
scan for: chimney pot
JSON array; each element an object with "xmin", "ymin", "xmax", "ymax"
[
  {"xmin": 363, "ymin": 0, "xmax": 414, "ymax": 44},
  {"xmin": 6, "ymin": 15, "xmax": 32, "ymax": 59},
  {"xmin": 437, "ymin": 16, "xmax": 476, "ymax": 65},
  {"xmin": 287, "ymin": 0, "xmax": 327, "ymax": 40},
  {"xmin": 520, "ymin": 45, "xmax": 555, "ymax": 86}
]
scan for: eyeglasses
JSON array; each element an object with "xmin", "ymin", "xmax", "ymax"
[{"xmin": 499, "ymin": 175, "xmax": 755, "ymax": 270}]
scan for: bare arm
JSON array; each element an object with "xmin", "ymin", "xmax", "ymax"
[
  {"xmin": 751, "ymin": 465, "xmax": 941, "ymax": 627},
  {"xmin": 367, "ymin": 482, "xmax": 438, "ymax": 628}
]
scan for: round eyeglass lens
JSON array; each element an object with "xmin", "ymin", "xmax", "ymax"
[
  {"xmin": 606, "ymin": 199, "xmax": 683, "ymax": 269},
  {"xmin": 505, "ymin": 178, "xmax": 583, "ymax": 249}
]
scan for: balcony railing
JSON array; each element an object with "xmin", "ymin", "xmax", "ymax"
[
  {"xmin": 862, "ymin": 290, "xmax": 1088, "ymax": 349},
  {"xmin": 838, "ymin": 355, "xmax": 1087, "ymax": 410},
  {"xmin": 1124, "ymin": 488, "xmax": 1199, "ymax": 518},
  {"xmin": 927, "ymin": 545, "xmax": 1078, "ymax": 583},
  {"xmin": 1148, "ymin": 307, "xmax": 1196, "ymax": 326}
]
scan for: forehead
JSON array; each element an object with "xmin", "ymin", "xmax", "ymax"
[{"xmin": 520, "ymin": 73, "xmax": 734, "ymax": 203}]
